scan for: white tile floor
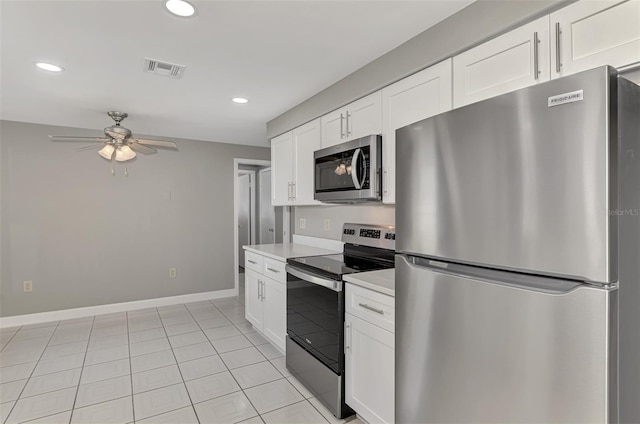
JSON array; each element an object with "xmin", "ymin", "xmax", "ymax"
[{"xmin": 0, "ymin": 275, "xmax": 364, "ymax": 424}]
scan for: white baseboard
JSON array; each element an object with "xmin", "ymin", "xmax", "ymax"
[{"xmin": 0, "ymin": 289, "xmax": 238, "ymax": 329}]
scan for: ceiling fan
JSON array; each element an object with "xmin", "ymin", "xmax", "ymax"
[{"xmin": 49, "ymin": 111, "xmax": 177, "ymax": 171}]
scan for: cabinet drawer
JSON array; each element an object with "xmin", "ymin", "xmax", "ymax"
[
  {"xmin": 345, "ymin": 283, "xmax": 394, "ymax": 333},
  {"xmin": 245, "ymin": 251, "xmax": 263, "ymax": 273},
  {"xmin": 263, "ymin": 258, "xmax": 286, "ymax": 283}
]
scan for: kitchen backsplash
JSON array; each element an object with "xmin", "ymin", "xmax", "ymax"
[{"xmin": 293, "ymin": 204, "xmax": 395, "ymax": 240}]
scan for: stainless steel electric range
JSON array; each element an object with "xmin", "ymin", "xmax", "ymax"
[{"xmin": 285, "ymin": 223, "xmax": 395, "ymax": 418}]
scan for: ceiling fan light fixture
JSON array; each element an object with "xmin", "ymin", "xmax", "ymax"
[
  {"xmin": 115, "ymin": 145, "xmax": 136, "ymax": 162},
  {"xmin": 165, "ymin": 0, "xmax": 196, "ymax": 17},
  {"xmin": 35, "ymin": 62, "xmax": 64, "ymax": 72},
  {"xmin": 98, "ymin": 144, "xmax": 115, "ymax": 160}
]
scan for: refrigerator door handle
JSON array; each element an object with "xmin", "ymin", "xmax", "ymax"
[{"xmin": 404, "ymin": 255, "xmax": 590, "ymax": 295}]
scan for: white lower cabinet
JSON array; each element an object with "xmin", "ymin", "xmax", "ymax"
[
  {"xmin": 244, "ymin": 254, "xmax": 286, "ymax": 352},
  {"xmin": 345, "ymin": 283, "xmax": 395, "ymax": 424}
]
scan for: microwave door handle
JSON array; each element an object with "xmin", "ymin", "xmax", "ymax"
[{"xmin": 351, "ymin": 148, "xmax": 362, "ymax": 189}]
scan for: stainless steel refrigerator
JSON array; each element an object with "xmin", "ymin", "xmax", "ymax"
[{"xmin": 395, "ymin": 66, "xmax": 640, "ymax": 423}]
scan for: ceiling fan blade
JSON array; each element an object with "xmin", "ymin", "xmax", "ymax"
[
  {"xmin": 132, "ymin": 138, "xmax": 177, "ymax": 148},
  {"xmin": 129, "ymin": 143, "xmax": 157, "ymax": 155},
  {"xmin": 75, "ymin": 143, "xmax": 105, "ymax": 152},
  {"xmin": 49, "ymin": 135, "xmax": 110, "ymax": 142}
]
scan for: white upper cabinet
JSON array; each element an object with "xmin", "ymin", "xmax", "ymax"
[
  {"xmin": 453, "ymin": 16, "xmax": 551, "ymax": 107},
  {"xmin": 292, "ymin": 119, "xmax": 322, "ymax": 205},
  {"xmin": 271, "ymin": 131, "xmax": 294, "ymax": 206},
  {"xmin": 271, "ymin": 120, "xmax": 321, "ymax": 206},
  {"xmin": 381, "ymin": 59, "xmax": 453, "ymax": 204},
  {"xmin": 550, "ymin": 0, "xmax": 640, "ymax": 79},
  {"xmin": 321, "ymin": 91, "xmax": 382, "ymax": 148}
]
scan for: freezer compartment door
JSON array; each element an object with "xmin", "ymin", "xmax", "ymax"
[
  {"xmin": 395, "ymin": 66, "xmax": 617, "ymax": 283},
  {"xmin": 395, "ymin": 255, "xmax": 617, "ymax": 424}
]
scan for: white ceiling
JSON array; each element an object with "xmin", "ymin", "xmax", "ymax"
[{"xmin": 1, "ymin": 0, "xmax": 473, "ymax": 147}]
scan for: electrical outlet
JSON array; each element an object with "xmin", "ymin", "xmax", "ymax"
[
  {"xmin": 324, "ymin": 219, "xmax": 330, "ymax": 231},
  {"xmin": 169, "ymin": 268, "xmax": 177, "ymax": 278},
  {"xmin": 23, "ymin": 280, "xmax": 33, "ymax": 292},
  {"xmin": 299, "ymin": 218, "xmax": 306, "ymax": 229}
]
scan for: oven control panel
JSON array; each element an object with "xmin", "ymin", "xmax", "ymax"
[{"xmin": 342, "ymin": 223, "xmax": 395, "ymax": 250}]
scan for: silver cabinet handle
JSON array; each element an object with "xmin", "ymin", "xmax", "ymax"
[
  {"xmin": 555, "ymin": 22, "xmax": 562, "ymax": 74},
  {"xmin": 383, "ymin": 169, "xmax": 388, "ymax": 195},
  {"xmin": 261, "ymin": 281, "xmax": 265, "ymax": 301},
  {"xmin": 292, "ymin": 182, "xmax": 296, "ymax": 200},
  {"xmin": 533, "ymin": 31, "xmax": 540, "ymax": 80},
  {"xmin": 248, "ymin": 260, "xmax": 257, "ymax": 265},
  {"xmin": 344, "ymin": 322, "xmax": 351, "ymax": 353},
  {"xmin": 266, "ymin": 267, "xmax": 280, "ymax": 273},
  {"xmin": 346, "ymin": 111, "xmax": 352, "ymax": 137},
  {"xmin": 257, "ymin": 279, "xmax": 261, "ymax": 300},
  {"xmin": 339, "ymin": 113, "xmax": 345, "ymax": 139},
  {"xmin": 358, "ymin": 303, "xmax": 384, "ymax": 315}
]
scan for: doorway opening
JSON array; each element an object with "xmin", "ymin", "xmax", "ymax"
[{"xmin": 233, "ymin": 159, "xmax": 281, "ymax": 297}]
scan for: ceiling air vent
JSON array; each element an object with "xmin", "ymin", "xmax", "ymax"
[{"xmin": 143, "ymin": 58, "xmax": 186, "ymax": 79}]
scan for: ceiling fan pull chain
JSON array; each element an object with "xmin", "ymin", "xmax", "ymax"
[{"xmin": 124, "ymin": 167, "xmax": 128, "ymax": 177}]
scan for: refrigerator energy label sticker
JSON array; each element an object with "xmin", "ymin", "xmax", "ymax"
[{"xmin": 548, "ymin": 90, "xmax": 584, "ymax": 107}]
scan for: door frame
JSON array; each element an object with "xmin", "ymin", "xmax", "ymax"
[
  {"xmin": 257, "ymin": 167, "xmax": 275, "ymax": 244},
  {"xmin": 233, "ymin": 158, "xmax": 271, "ymax": 295},
  {"xmin": 238, "ymin": 169, "xmax": 257, "ymax": 250}
]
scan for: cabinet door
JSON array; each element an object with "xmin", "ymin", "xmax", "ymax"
[
  {"xmin": 382, "ymin": 59, "xmax": 452, "ymax": 204},
  {"xmin": 344, "ymin": 91, "xmax": 382, "ymax": 142},
  {"xmin": 321, "ymin": 108, "xmax": 347, "ymax": 148},
  {"xmin": 245, "ymin": 270, "xmax": 264, "ymax": 330},
  {"xmin": 292, "ymin": 119, "xmax": 322, "ymax": 205},
  {"xmin": 453, "ymin": 16, "xmax": 551, "ymax": 107},
  {"xmin": 271, "ymin": 131, "xmax": 294, "ymax": 206},
  {"xmin": 262, "ymin": 277, "xmax": 286, "ymax": 352},
  {"xmin": 551, "ymin": 0, "xmax": 640, "ymax": 79},
  {"xmin": 345, "ymin": 313, "xmax": 394, "ymax": 424}
]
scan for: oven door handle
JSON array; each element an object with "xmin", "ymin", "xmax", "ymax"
[
  {"xmin": 286, "ymin": 265, "xmax": 342, "ymax": 292},
  {"xmin": 351, "ymin": 148, "xmax": 363, "ymax": 189}
]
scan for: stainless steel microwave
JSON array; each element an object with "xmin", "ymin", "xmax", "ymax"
[{"xmin": 313, "ymin": 135, "xmax": 382, "ymax": 203}]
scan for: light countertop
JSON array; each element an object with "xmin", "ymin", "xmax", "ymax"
[
  {"xmin": 243, "ymin": 243, "xmax": 340, "ymax": 262},
  {"xmin": 344, "ymin": 268, "xmax": 395, "ymax": 297}
]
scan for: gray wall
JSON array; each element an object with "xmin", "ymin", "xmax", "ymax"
[
  {"xmin": 294, "ymin": 204, "xmax": 395, "ymax": 241},
  {"xmin": 267, "ymin": 0, "xmax": 573, "ymax": 138},
  {"xmin": 0, "ymin": 120, "xmax": 270, "ymax": 317}
]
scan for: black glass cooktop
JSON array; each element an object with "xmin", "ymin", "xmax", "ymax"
[{"xmin": 287, "ymin": 245, "xmax": 394, "ymax": 281}]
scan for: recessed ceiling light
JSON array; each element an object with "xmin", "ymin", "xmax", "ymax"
[
  {"xmin": 165, "ymin": 0, "xmax": 196, "ymax": 17},
  {"xmin": 232, "ymin": 98, "xmax": 249, "ymax": 104},
  {"xmin": 35, "ymin": 62, "xmax": 64, "ymax": 72}
]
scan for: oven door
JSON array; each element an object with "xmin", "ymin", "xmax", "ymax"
[
  {"xmin": 286, "ymin": 265, "xmax": 345, "ymax": 375},
  {"xmin": 314, "ymin": 135, "xmax": 381, "ymax": 203}
]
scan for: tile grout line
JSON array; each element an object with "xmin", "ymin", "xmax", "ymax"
[
  {"xmin": 0, "ymin": 327, "xmax": 21, "ymax": 353},
  {"xmin": 155, "ymin": 304, "xmax": 202, "ymax": 424},
  {"xmin": 192, "ymin": 298, "xmax": 268, "ymax": 422},
  {"xmin": 3, "ymin": 320, "xmax": 61, "ymax": 424},
  {"xmin": 67, "ymin": 315, "xmax": 97, "ymax": 424},
  {"xmin": 207, "ymin": 299, "xmax": 265, "ymax": 423},
  {"xmin": 126, "ymin": 309, "xmax": 137, "ymax": 424}
]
